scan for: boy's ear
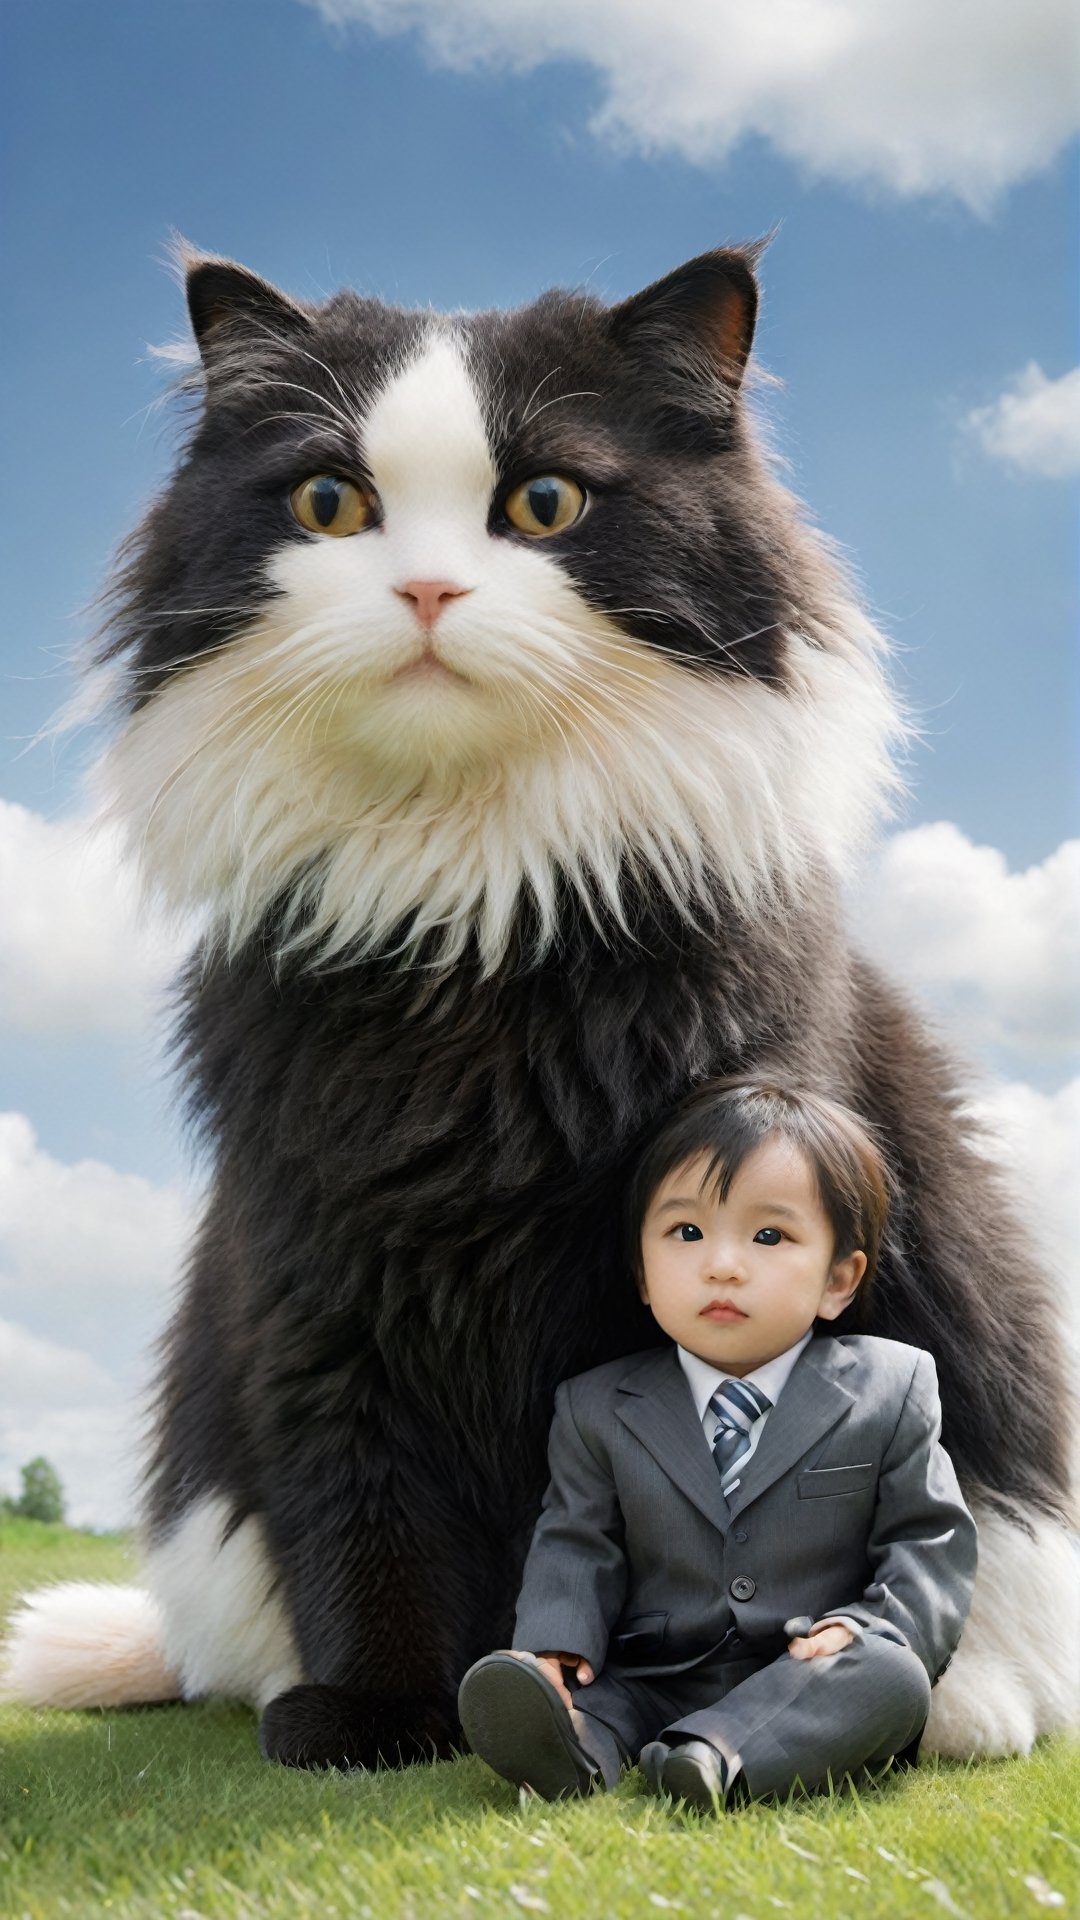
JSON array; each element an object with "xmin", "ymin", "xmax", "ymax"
[
  {"xmin": 636, "ymin": 1268, "xmax": 650, "ymax": 1306},
  {"xmin": 817, "ymin": 1250, "xmax": 866, "ymax": 1321}
]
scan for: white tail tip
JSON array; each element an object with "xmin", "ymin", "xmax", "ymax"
[{"xmin": 1, "ymin": 1581, "xmax": 180, "ymax": 1709}]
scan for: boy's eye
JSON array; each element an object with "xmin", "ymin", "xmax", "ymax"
[
  {"xmin": 754, "ymin": 1228, "xmax": 783, "ymax": 1245},
  {"xmin": 675, "ymin": 1223, "xmax": 703, "ymax": 1242}
]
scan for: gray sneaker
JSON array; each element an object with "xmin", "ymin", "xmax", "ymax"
[{"xmin": 458, "ymin": 1653, "xmax": 603, "ymax": 1800}]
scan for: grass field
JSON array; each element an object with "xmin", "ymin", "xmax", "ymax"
[{"xmin": 1, "ymin": 1521, "xmax": 1077, "ymax": 1919}]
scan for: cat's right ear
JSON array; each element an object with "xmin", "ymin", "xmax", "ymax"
[
  {"xmin": 184, "ymin": 253, "xmax": 312, "ymax": 360},
  {"xmin": 607, "ymin": 244, "xmax": 763, "ymax": 394}
]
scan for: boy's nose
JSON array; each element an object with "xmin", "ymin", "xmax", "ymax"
[{"xmin": 704, "ymin": 1252, "xmax": 745, "ymax": 1284}]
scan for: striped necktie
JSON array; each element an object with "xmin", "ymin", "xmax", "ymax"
[{"xmin": 708, "ymin": 1377, "xmax": 772, "ymax": 1490}]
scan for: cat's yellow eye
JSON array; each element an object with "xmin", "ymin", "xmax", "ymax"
[
  {"xmin": 290, "ymin": 475, "xmax": 373, "ymax": 536},
  {"xmin": 503, "ymin": 474, "xmax": 585, "ymax": 537}
]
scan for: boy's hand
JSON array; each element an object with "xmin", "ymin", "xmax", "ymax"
[
  {"xmin": 787, "ymin": 1622, "xmax": 855, "ymax": 1659},
  {"xmin": 508, "ymin": 1649, "xmax": 594, "ymax": 1707}
]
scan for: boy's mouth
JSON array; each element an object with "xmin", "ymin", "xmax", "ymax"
[{"xmin": 700, "ymin": 1302, "xmax": 748, "ymax": 1322}]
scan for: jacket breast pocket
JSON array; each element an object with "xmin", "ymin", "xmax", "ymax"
[
  {"xmin": 612, "ymin": 1612, "xmax": 668, "ymax": 1660},
  {"xmin": 798, "ymin": 1464, "xmax": 875, "ymax": 1498}
]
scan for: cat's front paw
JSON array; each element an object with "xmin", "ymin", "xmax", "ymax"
[{"xmin": 259, "ymin": 1682, "xmax": 458, "ymax": 1770}]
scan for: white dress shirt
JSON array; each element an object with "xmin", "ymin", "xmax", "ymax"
[
  {"xmin": 677, "ymin": 1330, "xmax": 861, "ymax": 1644},
  {"xmin": 677, "ymin": 1329, "xmax": 812, "ymax": 1495}
]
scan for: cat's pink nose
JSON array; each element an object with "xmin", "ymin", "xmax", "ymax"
[{"xmin": 394, "ymin": 579, "xmax": 473, "ymax": 627}]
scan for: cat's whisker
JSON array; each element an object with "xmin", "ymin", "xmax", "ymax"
[
  {"xmin": 560, "ymin": 645, "xmax": 760, "ymax": 725},
  {"xmin": 315, "ymin": 671, "xmax": 359, "ymax": 753},
  {"xmin": 518, "ymin": 366, "xmax": 562, "ymax": 428},
  {"xmin": 597, "ymin": 611, "xmax": 783, "ymax": 677},
  {"xmin": 571, "ymin": 619, "xmax": 786, "ymax": 693},
  {"xmin": 234, "ymin": 680, "xmax": 338, "ymax": 821},
  {"xmin": 505, "ymin": 665, "xmax": 620, "ymax": 811},
  {"xmin": 502, "ymin": 613, "xmax": 674, "ymax": 714},
  {"xmin": 126, "ymin": 607, "xmax": 258, "ymax": 626},
  {"xmin": 506, "ymin": 684, "xmax": 550, "ymax": 756},
  {"xmin": 249, "ymin": 678, "xmax": 333, "ymax": 780},
  {"xmin": 243, "ymin": 317, "xmax": 365, "ymax": 425},
  {"xmin": 117, "ymin": 621, "xmax": 266, "ymax": 674},
  {"xmin": 507, "ymin": 677, "xmax": 578, "ymax": 777},
  {"xmin": 515, "ymin": 675, "xmax": 702, "ymax": 919},
  {"xmin": 608, "ymin": 606, "xmax": 770, "ymax": 651},
  {"xmin": 129, "ymin": 643, "xmax": 307, "ymax": 717},
  {"xmin": 226, "ymin": 371, "xmax": 359, "ymax": 443},
  {"xmin": 504, "ymin": 654, "xmax": 680, "ymax": 840},
  {"xmin": 300, "ymin": 676, "xmax": 340, "ymax": 754},
  {"xmin": 589, "ymin": 667, "xmax": 765, "ymax": 770},
  {"xmin": 602, "ymin": 611, "xmax": 784, "ymax": 656},
  {"xmin": 520, "ymin": 389, "xmax": 602, "ymax": 424},
  {"xmin": 536, "ymin": 642, "xmax": 750, "ymax": 787},
  {"xmin": 131, "ymin": 664, "xmax": 327, "ymax": 860},
  {"xmin": 239, "ymin": 412, "xmax": 356, "ymax": 453}
]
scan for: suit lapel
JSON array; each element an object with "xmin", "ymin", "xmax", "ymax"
[
  {"xmin": 615, "ymin": 1348, "xmax": 731, "ymax": 1537},
  {"xmin": 726, "ymin": 1336, "xmax": 856, "ymax": 1519}
]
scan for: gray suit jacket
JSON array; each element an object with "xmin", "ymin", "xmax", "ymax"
[{"xmin": 512, "ymin": 1334, "xmax": 977, "ymax": 1687}]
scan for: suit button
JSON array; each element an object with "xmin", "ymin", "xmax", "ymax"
[
  {"xmin": 730, "ymin": 1575, "xmax": 756, "ymax": 1601},
  {"xmin": 733, "ymin": 1527, "xmax": 748, "ymax": 1543}
]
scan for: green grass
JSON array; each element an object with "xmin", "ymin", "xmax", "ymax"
[
  {"xmin": 1, "ymin": 1522, "xmax": 1077, "ymax": 1919},
  {"xmin": 0, "ymin": 1515, "xmax": 139, "ymax": 1588}
]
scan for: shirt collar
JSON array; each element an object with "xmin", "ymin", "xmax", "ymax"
[{"xmin": 677, "ymin": 1327, "xmax": 814, "ymax": 1423}]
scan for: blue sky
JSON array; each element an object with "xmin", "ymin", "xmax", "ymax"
[{"xmin": 1, "ymin": 0, "xmax": 1077, "ymax": 1522}]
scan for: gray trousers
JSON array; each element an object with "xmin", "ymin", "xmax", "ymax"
[{"xmin": 569, "ymin": 1631, "xmax": 932, "ymax": 1802}]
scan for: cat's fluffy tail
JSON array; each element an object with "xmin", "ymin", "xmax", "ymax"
[{"xmin": 1, "ymin": 1582, "xmax": 180, "ymax": 1708}]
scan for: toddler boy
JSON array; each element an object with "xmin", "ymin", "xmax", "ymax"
[{"xmin": 458, "ymin": 1079, "xmax": 977, "ymax": 1809}]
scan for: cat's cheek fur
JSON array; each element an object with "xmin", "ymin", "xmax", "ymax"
[{"xmin": 99, "ymin": 599, "xmax": 901, "ymax": 973}]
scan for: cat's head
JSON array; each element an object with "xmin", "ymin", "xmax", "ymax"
[{"xmin": 96, "ymin": 243, "xmax": 903, "ymax": 971}]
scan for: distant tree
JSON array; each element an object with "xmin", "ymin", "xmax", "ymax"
[{"xmin": 16, "ymin": 1456, "xmax": 66, "ymax": 1525}]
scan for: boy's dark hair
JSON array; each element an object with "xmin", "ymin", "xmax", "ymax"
[{"xmin": 624, "ymin": 1078, "xmax": 894, "ymax": 1321}]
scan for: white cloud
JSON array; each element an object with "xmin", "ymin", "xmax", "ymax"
[
  {"xmin": 302, "ymin": 0, "xmax": 1079, "ymax": 209},
  {"xmin": 0, "ymin": 1397, "xmax": 142, "ymax": 1533},
  {"xmin": 853, "ymin": 825, "xmax": 1080, "ymax": 1358},
  {"xmin": 0, "ymin": 1321, "xmax": 137, "ymax": 1532},
  {"xmin": 853, "ymin": 825, "xmax": 1080, "ymax": 1066},
  {"xmin": 0, "ymin": 1319, "xmax": 140, "ymax": 1531},
  {"xmin": 963, "ymin": 364, "xmax": 1080, "ymax": 480},
  {"xmin": 0, "ymin": 1120, "xmax": 194, "ymax": 1530},
  {"xmin": 0, "ymin": 1317, "xmax": 115, "ymax": 1414},
  {"xmin": 0, "ymin": 800, "xmax": 190, "ymax": 1036},
  {"xmin": 964, "ymin": 1077, "xmax": 1080, "ymax": 1361},
  {"xmin": 0, "ymin": 1112, "xmax": 194, "ymax": 1361}
]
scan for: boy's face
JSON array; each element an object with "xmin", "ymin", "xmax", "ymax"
[{"xmin": 638, "ymin": 1136, "xmax": 866, "ymax": 1376}]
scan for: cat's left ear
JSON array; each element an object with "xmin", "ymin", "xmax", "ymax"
[
  {"xmin": 608, "ymin": 245, "xmax": 761, "ymax": 394},
  {"xmin": 183, "ymin": 250, "xmax": 313, "ymax": 361}
]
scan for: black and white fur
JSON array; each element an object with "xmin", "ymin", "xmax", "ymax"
[{"xmin": 5, "ymin": 245, "xmax": 1077, "ymax": 1766}]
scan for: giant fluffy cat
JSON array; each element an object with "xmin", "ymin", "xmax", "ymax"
[{"xmin": 5, "ymin": 244, "xmax": 1077, "ymax": 1768}]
